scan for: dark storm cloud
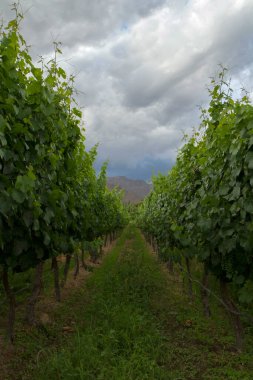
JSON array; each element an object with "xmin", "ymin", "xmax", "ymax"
[
  {"xmin": 95, "ymin": 156, "xmax": 175, "ymax": 181},
  {"xmin": 1, "ymin": 0, "xmax": 253, "ymax": 179}
]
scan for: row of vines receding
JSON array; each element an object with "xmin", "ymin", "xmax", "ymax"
[
  {"xmin": 0, "ymin": 9, "xmax": 129, "ymax": 342},
  {"xmin": 137, "ymin": 68, "xmax": 253, "ymax": 351}
]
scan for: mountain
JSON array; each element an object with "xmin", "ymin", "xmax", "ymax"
[{"xmin": 107, "ymin": 176, "xmax": 152, "ymax": 204}]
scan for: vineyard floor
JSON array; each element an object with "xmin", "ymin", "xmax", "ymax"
[{"xmin": 2, "ymin": 224, "xmax": 253, "ymax": 379}]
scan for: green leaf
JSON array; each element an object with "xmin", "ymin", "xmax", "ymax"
[
  {"xmin": 0, "ymin": 194, "xmax": 11, "ymax": 215},
  {"xmin": 0, "ymin": 133, "xmax": 7, "ymax": 146},
  {"xmin": 15, "ymin": 172, "xmax": 36, "ymax": 193},
  {"xmin": 244, "ymin": 200, "xmax": 253, "ymax": 214},
  {"xmin": 0, "ymin": 148, "xmax": 5, "ymax": 159},
  {"xmin": 23, "ymin": 211, "xmax": 33, "ymax": 227},
  {"xmin": 44, "ymin": 208, "xmax": 54, "ymax": 224},
  {"xmin": 245, "ymin": 151, "xmax": 253, "ymax": 169},
  {"xmin": 43, "ymin": 232, "xmax": 51, "ymax": 246},
  {"xmin": 33, "ymin": 219, "xmax": 40, "ymax": 231},
  {"xmin": 13, "ymin": 239, "xmax": 28, "ymax": 256},
  {"xmin": 12, "ymin": 189, "xmax": 26, "ymax": 203}
]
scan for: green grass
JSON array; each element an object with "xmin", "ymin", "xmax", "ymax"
[
  {"xmin": 33, "ymin": 224, "xmax": 169, "ymax": 379},
  {"xmin": 33, "ymin": 224, "xmax": 253, "ymax": 379},
  {"xmin": 2, "ymin": 224, "xmax": 253, "ymax": 379}
]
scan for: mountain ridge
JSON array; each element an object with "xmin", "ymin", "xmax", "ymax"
[{"xmin": 107, "ymin": 176, "xmax": 152, "ymax": 204}]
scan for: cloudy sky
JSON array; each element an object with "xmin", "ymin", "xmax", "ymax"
[{"xmin": 1, "ymin": 0, "xmax": 253, "ymax": 179}]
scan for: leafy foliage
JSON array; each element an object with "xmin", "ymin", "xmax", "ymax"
[
  {"xmin": 0, "ymin": 14, "xmax": 128, "ymax": 274},
  {"xmin": 138, "ymin": 68, "xmax": 253, "ymax": 305}
]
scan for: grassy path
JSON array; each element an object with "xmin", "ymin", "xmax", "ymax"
[
  {"xmin": 26, "ymin": 224, "xmax": 253, "ymax": 379},
  {"xmin": 34, "ymin": 224, "xmax": 168, "ymax": 379}
]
